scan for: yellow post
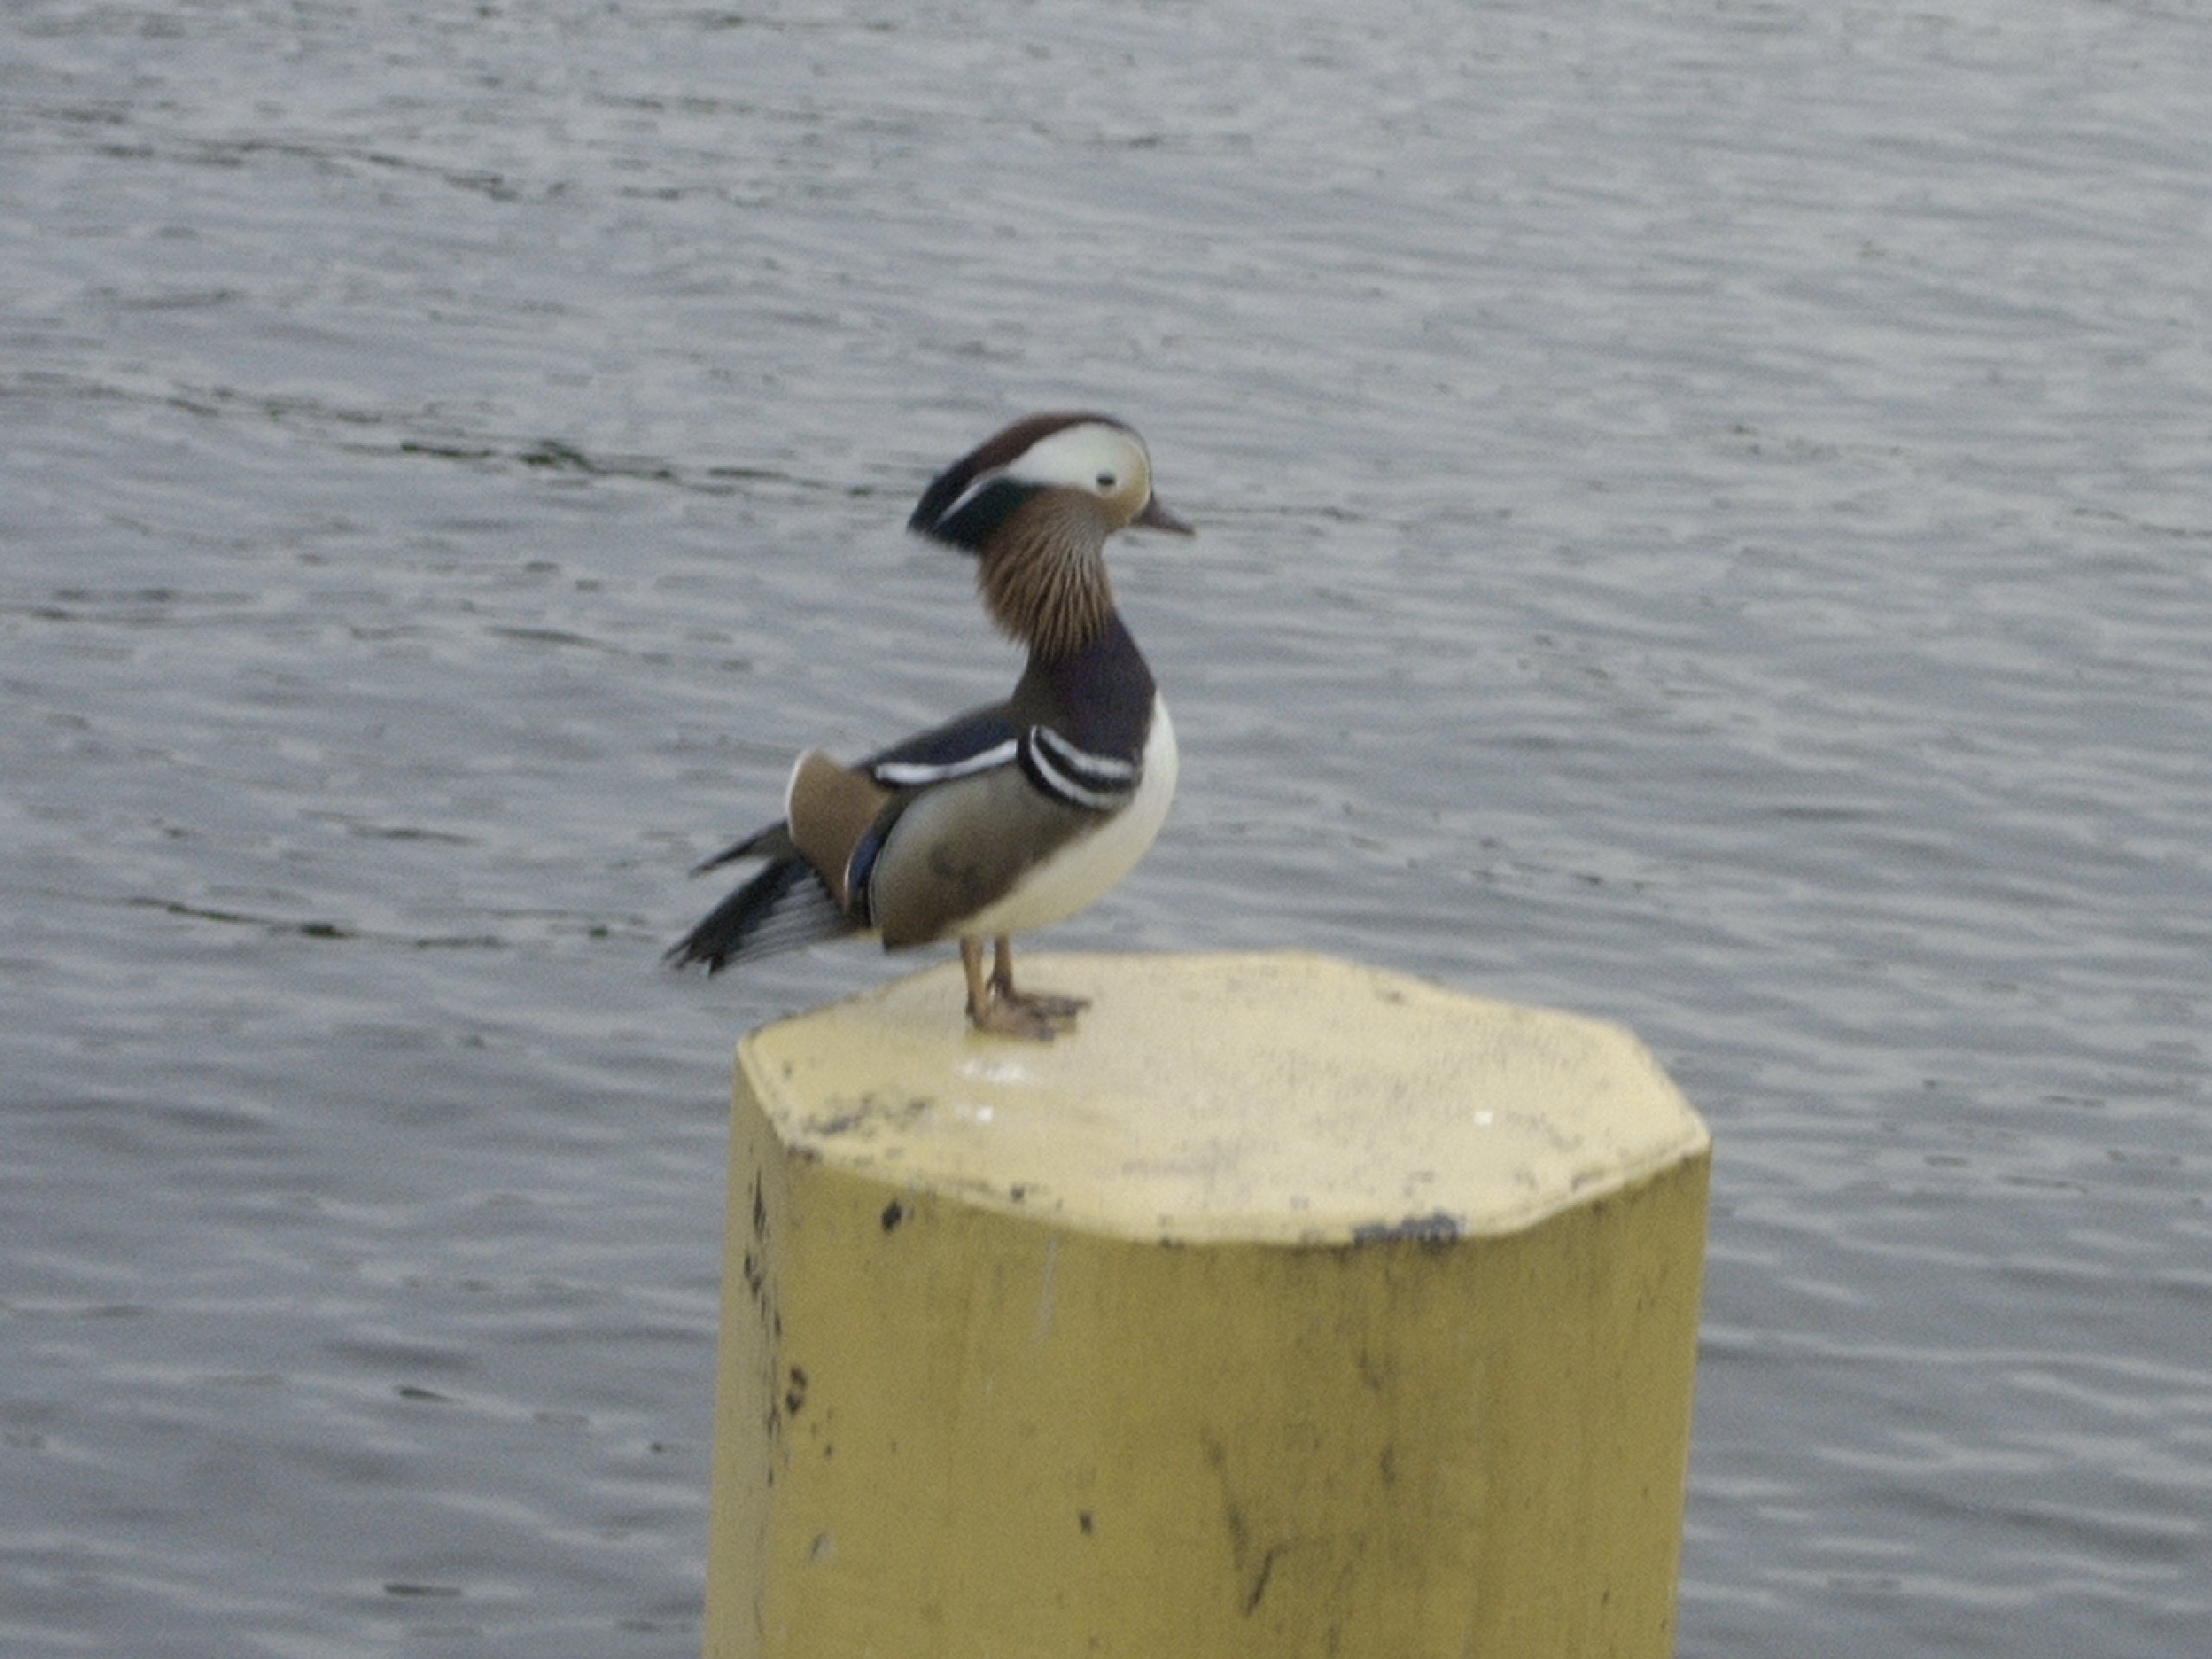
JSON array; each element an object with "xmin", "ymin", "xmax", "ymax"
[{"xmin": 704, "ymin": 951, "xmax": 1709, "ymax": 1658}]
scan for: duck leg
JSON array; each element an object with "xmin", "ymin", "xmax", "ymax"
[
  {"xmin": 959, "ymin": 937, "xmax": 1065, "ymax": 1041},
  {"xmin": 990, "ymin": 936, "xmax": 1088, "ymax": 1026}
]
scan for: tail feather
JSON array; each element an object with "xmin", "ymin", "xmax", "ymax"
[
  {"xmin": 690, "ymin": 821, "xmax": 796, "ymax": 877},
  {"xmin": 665, "ymin": 855, "xmax": 859, "ymax": 973}
]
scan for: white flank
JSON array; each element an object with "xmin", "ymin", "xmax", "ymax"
[{"xmin": 960, "ymin": 696, "xmax": 1179, "ymax": 938}]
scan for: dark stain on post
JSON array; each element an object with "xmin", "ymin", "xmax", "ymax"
[
  {"xmin": 1349, "ymin": 1210, "xmax": 1464, "ymax": 1247},
  {"xmin": 1243, "ymin": 1543, "xmax": 1286, "ymax": 1614},
  {"xmin": 1204, "ymin": 1431, "xmax": 1290, "ymax": 1617}
]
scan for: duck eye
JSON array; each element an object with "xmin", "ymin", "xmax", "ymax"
[{"xmin": 1095, "ymin": 472, "xmax": 1117, "ymax": 491}]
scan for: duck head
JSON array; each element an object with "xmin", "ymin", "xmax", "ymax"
[
  {"xmin": 908, "ymin": 412, "xmax": 1192, "ymax": 552},
  {"xmin": 907, "ymin": 413, "xmax": 1191, "ymax": 658}
]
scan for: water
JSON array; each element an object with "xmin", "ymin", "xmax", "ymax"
[{"xmin": 4, "ymin": 2, "xmax": 2207, "ymax": 1654}]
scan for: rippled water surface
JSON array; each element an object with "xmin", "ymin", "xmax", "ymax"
[{"xmin": 5, "ymin": 3, "xmax": 2208, "ymax": 1655}]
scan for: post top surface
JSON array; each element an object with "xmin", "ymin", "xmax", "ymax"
[{"xmin": 736, "ymin": 950, "xmax": 1708, "ymax": 1243}]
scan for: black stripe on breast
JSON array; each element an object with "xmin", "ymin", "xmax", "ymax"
[
  {"xmin": 1012, "ymin": 612, "xmax": 1155, "ymax": 763},
  {"xmin": 1019, "ymin": 727, "xmax": 1135, "ymax": 813}
]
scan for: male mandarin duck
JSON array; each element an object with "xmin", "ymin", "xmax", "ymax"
[{"xmin": 667, "ymin": 412, "xmax": 1190, "ymax": 1039}]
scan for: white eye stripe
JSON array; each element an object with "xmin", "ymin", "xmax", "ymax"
[
  {"xmin": 1006, "ymin": 423, "xmax": 1147, "ymax": 493},
  {"xmin": 929, "ymin": 426, "xmax": 1147, "ymax": 534}
]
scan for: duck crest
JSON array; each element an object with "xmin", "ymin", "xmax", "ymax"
[{"xmin": 906, "ymin": 410, "xmax": 1113, "ymax": 551}]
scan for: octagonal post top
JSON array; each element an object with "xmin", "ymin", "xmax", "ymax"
[{"xmin": 736, "ymin": 950, "xmax": 1708, "ymax": 1245}]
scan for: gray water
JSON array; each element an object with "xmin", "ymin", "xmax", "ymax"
[{"xmin": 5, "ymin": 2, "xmax": 2208, "ymax": 1655}]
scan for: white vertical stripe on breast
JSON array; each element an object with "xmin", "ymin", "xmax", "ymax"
[{"xmin": 961, "ymin": 696, "xmax": 1179, "ymax": 938}]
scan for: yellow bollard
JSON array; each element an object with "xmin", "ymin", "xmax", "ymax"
[{"xmin": 704, "ymin": 951, "xmax": 1710, "ymax": 1658}]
